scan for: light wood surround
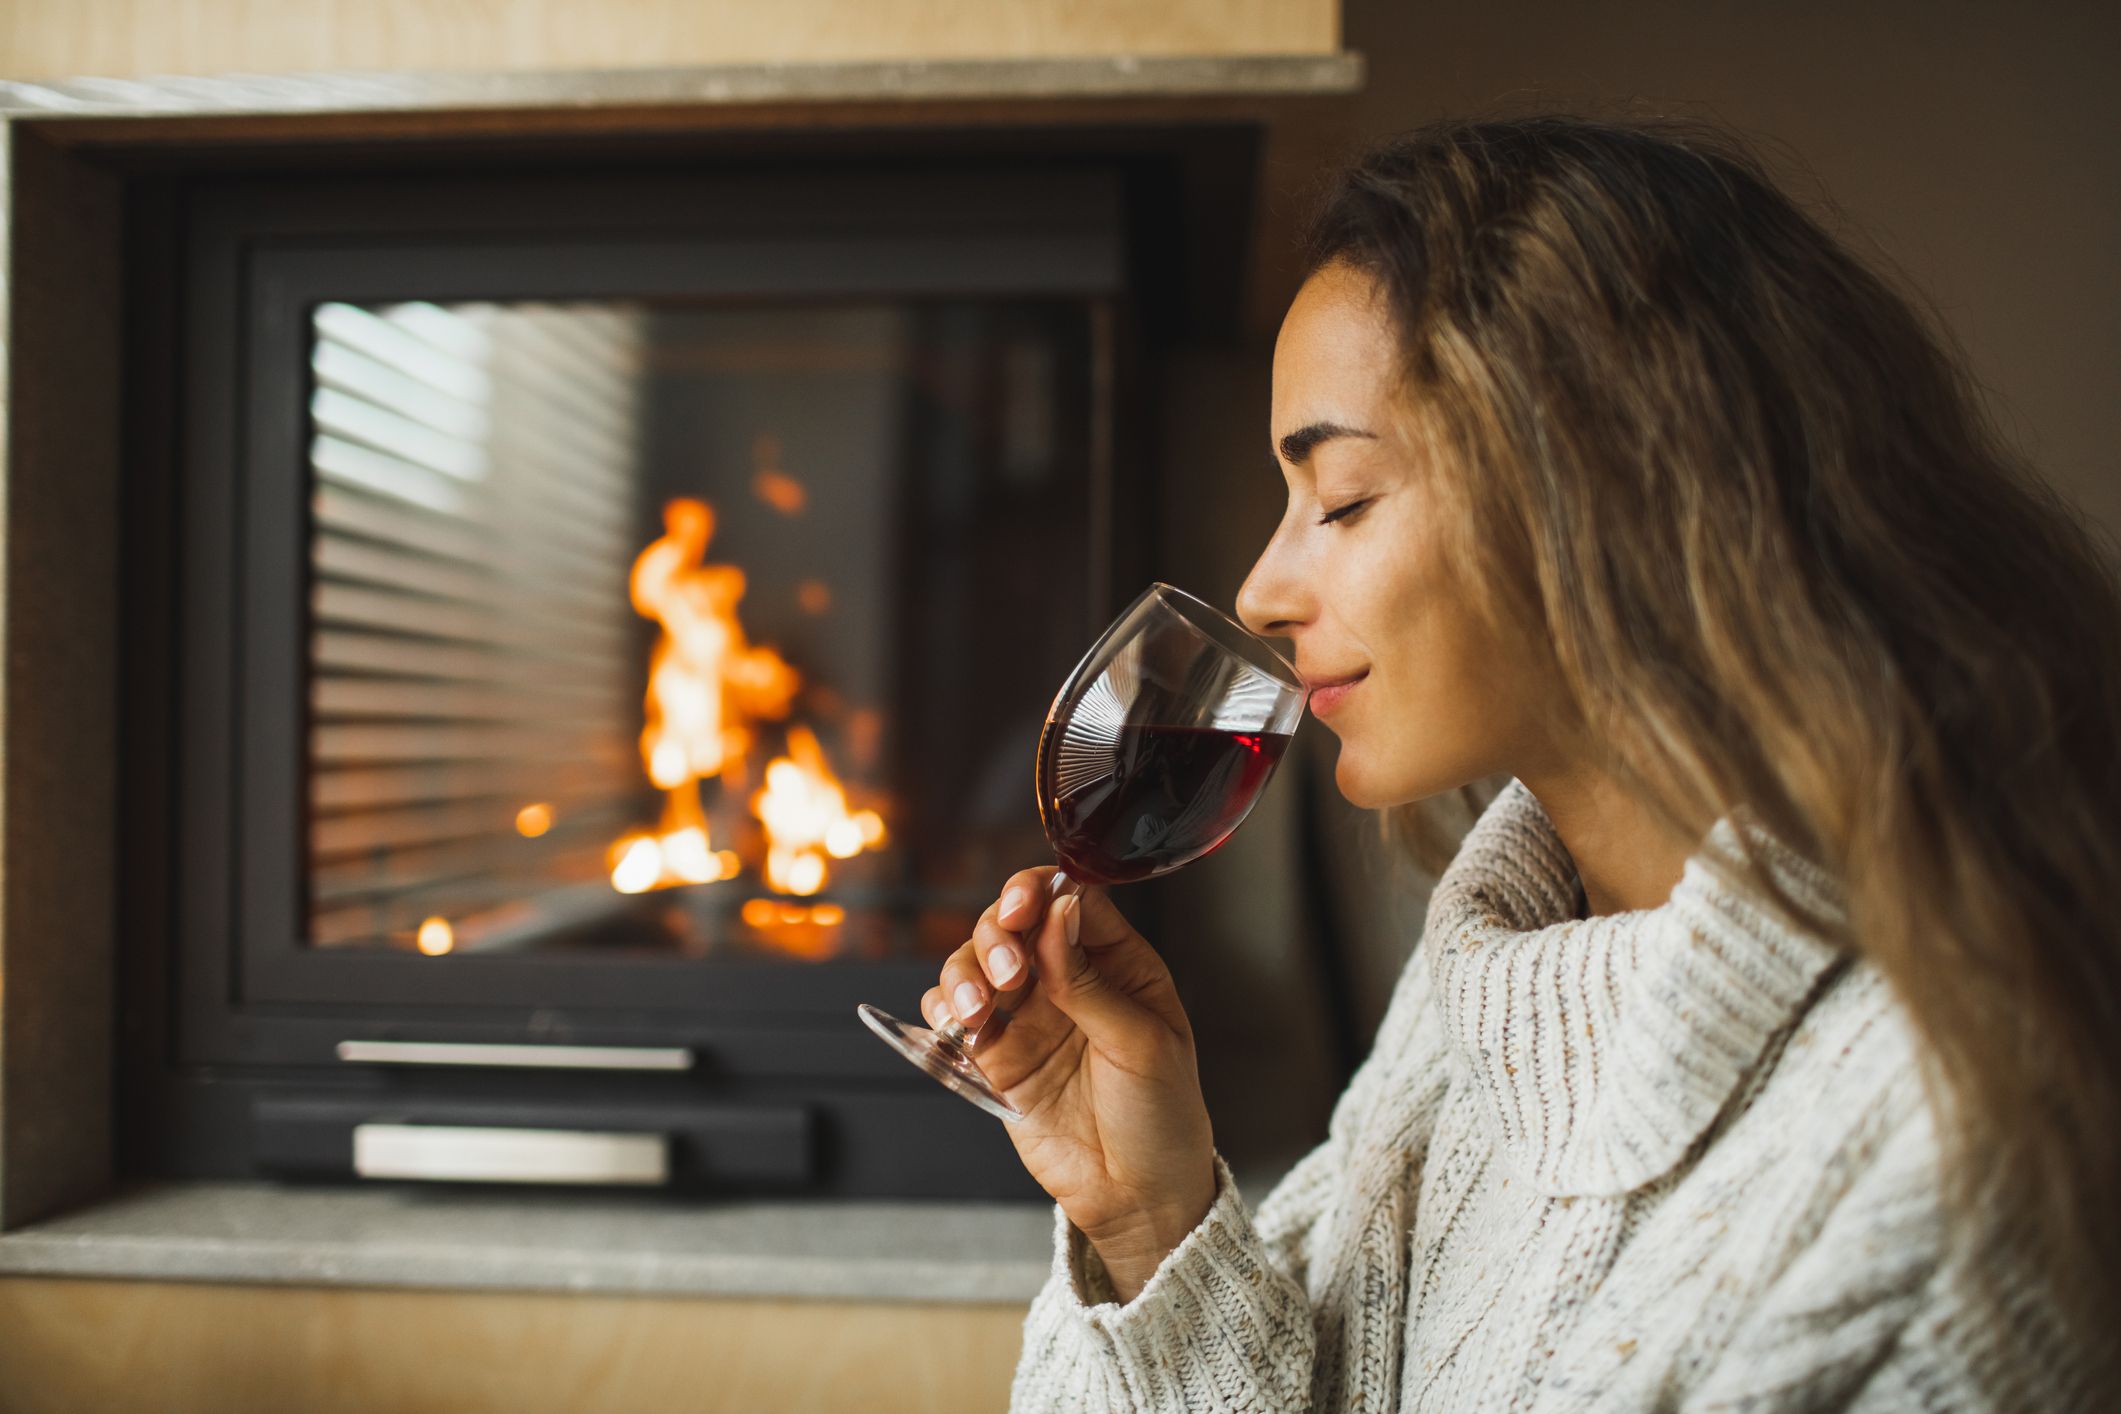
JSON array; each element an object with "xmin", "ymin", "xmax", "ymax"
[
  {"xmin": 0, "ymin": 0, "xmax": 1340, "ymax": 82},
  {"xmin": 0, "ymin": 1276, "xmax": 1029, "ymax": 1412}
]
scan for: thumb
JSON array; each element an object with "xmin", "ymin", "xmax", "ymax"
[{"xmin": 1028, "ymin": 892, "xmax": 1163, "ymax": 1052}]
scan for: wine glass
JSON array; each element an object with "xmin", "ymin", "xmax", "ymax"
[{"xmin": 856, "ymin": 582, "xmax": 1307, "ymax": 1121}]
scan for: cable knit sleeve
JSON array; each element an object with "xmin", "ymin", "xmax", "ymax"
[
  {"xmin": 1007, "ymin": 943, "xmax": 1452, "ymax": 1413},
  {"xmin": 1005, "ymin": 1151, "xmax": 1317, "ymax": 1412}
]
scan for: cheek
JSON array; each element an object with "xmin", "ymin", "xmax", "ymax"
[{"xmin": 1330, "ymin": 535, "xmax": 1526, "ymax": 806}]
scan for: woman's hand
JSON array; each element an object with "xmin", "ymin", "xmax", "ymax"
[{"xmin": 924, "ymin": 866, "xmax": 1216, "ymax": 1302}]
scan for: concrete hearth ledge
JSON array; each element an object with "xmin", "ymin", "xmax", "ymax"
[
  {"xmin": 0, "ymin": 53, "xmax": 1362, "ymax": 121},
  {"xmin": 0, "ymin": 1165, "xmax": 1292, "ymax": 1299},
  {"xmin": 0, "ymin": 1183, "xmax": 1056, "ymax": 1303}
]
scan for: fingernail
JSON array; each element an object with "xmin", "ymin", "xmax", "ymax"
[
  {"xmin": 989, "ymin": 943, "xmax": 1021, "ymax": 985},
  {"xmin": 954, "ymin": 981, "xmax": 985, "ymax": 1020},
  {"xmin": 1000, "ymin": 886, "xmax": 1027, "ymax": 921},
  {"xmin": 926, "ymin": 999, "xmax": 951, "ymax": 1029},
  {"xmin": 1050, "ymin": 895, "xmax": 1080, "ymax": 947},
  {"xmin": 1066, "ymin": 898, "xmax": 1082, "ymax": 947}
]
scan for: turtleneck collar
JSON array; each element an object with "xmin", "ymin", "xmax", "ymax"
[{"xmin": 1423, "ymin": 780, "xmax": 1851, "ymax": 1197}]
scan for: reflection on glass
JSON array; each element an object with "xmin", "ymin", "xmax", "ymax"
[{"xmin": 305, "ymin": 299, "xmax": 1095, "ymax": 963}]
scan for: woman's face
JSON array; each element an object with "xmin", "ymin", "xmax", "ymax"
[{"xmin": 1237, "ymin": 262, "xmax": 1558, "ymax": 808}]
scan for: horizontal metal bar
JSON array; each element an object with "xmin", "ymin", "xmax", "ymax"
[
  {"xmin": 335, "ymin": 1040, "xmax": 693, "ymax": 1070},
  {"xmin": 352, "ymin": 1123, "xmax": 668, "ymax": 1185}
]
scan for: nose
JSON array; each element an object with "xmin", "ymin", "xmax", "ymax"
[{"xmin": 1236, "ymin": 515, "xmax": 1311, "ymax": 639}]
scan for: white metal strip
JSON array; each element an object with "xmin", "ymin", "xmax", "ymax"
[
  {"xmin": 335, "ymin": 1040, "xmax": 693, "ymax": 1070},
  {"xmin": 352, "ymin": 1123, "xmax": 669, "ymax": 1186}
]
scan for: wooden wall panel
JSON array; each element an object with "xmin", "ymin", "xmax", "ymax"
[
  {"xmin": 0, "ymin": 1277, "xmax": 1030, "ymax": 1413},
  {"xmin": 0, "ymin": 128, "xmax": 122, "ymax": 1229},
  {"xmin": 0, "ymin": 0, "xmax": 1341, "ymax": 82}
]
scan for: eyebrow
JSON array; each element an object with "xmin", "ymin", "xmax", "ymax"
[{"xmin": 1275, "ymin": 421, "xmax": 1376, "ymax": 467}]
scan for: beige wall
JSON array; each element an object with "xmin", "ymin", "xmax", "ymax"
[
  {"xmin": 1339, "ymin": 0, "xmax": 2121, "ymax": 539},
  {"xmin": 1235, "ymin": 0, "xmax": 2121, "ymax": 1145},
  {"xmin": 0, "ymin": 0, "xmax": 1338, "ymax": 80},
  {"xmin": 0, "ymin": 1277, "xmax": 1026, "ymax": 1413}
]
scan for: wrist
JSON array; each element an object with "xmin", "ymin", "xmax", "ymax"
[
  {"xmin": 1085, "ymin": 1164, "xmax": 1219, "ymax": 1302},
  {"xmin": 1089, "ymin": 1235, "xmax": 1180, "ymax": 1305}
]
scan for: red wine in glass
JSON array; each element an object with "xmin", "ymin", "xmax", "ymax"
[
  {"xmin": 1038, "ymin": 722, "xmax": 1294, "ymax": 884},
  {"xmin": 857, "ymin": 583, "xmax": 1307, "ymax": 1122}
]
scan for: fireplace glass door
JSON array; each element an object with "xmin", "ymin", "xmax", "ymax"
[{"xmin": 305, "ymin": 296, "xmax": 1095, "ymax": 968}]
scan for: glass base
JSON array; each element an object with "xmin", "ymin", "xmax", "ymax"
[{"xmin": 856, "ymin": 1003, "xmax": 1025, "ymax": 1123}]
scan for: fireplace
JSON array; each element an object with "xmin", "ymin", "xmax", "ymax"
[{"xmin": 114, "ymin": 131, "xmax": 1267, "ymax": 1199}]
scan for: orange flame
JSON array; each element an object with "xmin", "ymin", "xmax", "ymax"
[
  {"xmin": 608, "ymin": 495, "xmax": 885, "ymax": 942},
  {"xmin": 753, "ymin": 470, "xmax": 809, "ymax": 516},
  {"xmin": 416, "ymin": 916, "xmax": 455, "ymax": 956},
  {"xmin": 608, "ymin": 785, "xmax": 741, "ymax": 895},
  {"xmin": 612, "ymin": 498, "xmax": 800, "ymax": 894},
  {"xmin": 750, "ymin": 433, "xmax": 808, "ymax": 517},
  {"xmin": 630, "ymin": 499, "xmax": 798, "ymax": 787},
  {"xmin": 739, "ymin": 897, "xmax": 846, "ymax": 960},
  {"xmin": 751, "ymin": 725, "xmax": 887, "ymax": 896}
]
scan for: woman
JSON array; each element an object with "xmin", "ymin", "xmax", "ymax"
[{"xmin": 926, "ymin": 116, "xmax": 2121, "ymax": 1410}]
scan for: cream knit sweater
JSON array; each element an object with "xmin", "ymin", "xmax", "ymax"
[{"xmin": 1009, "ymin": 780, "xmax": 2091, "ymax": 1411}]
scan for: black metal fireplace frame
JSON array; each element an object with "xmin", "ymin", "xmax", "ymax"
[{"xmin": 113, "ymin": 143, "xmax": 1228, "ymax": 1195}]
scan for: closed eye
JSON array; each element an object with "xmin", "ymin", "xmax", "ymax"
[{"xmin": 1317, "ymin": 497, "xmax": 1376, "ymax": 526}]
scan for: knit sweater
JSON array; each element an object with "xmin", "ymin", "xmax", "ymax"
[{"xmin": 1009, "ymin": 780, "xmax": 2089, "ymax": 1411}]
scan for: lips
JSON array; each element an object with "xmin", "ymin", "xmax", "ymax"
[{"xmin": 1304, "ymin": 670, "xmax": 1368, "ymax": 717}]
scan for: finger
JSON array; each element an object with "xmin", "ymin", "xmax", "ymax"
[
  {"xmin": 992, "ymin": 866, "xmax": 1061, "ymax": 935},
  {"xmin": 1067, "ymin": 884, "xmax": 1147, "ymax": 954},
  {"xmin": 936, "ymin": 941, "xmax": 993, "ymax": 1027},
  {"xmin": 964, "ymin": 978, "xmax": 1082, "ymax": 1093},
  {"xmin": 971, "ymin": 909, "xmax": 1034, "ymax": 994},
  {"xmin": 919, "ymin": 986, "xmax": 954, "ymax": 1031},
  {"xmin": 1059, "ymin": 888, "xmax": 1186, "ymax": 1029},
  {"xmin": 1028, "ymin": 892, "xmax": 1161, "ymax": 1052}
]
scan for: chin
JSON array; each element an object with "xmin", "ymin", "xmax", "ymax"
[
  {"xmin": 1334, "ymin": 745, "xmax": 1475, "ymax": 813},
  {"xmin": 1332, "ymin": 749, "xmax": 1401, "ymax": 811}
]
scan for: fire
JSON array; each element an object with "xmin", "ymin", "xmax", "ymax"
[
  {"xmin": 752, "ymin": 725, "xmax": 887, "ymax": 896},
  {"xmin": 751, "ymin": 433, "xmax": 808, "ymax": 516},
  {"xmin": 630, "ymin": 499, "xmax": 798, "ymax": 787},
  {"xmin": 753, "ymin": 470, "xmax": 808, "ymax": 516},
  {"xmin": 739, "ymin": 897, "xmax": 847, "ymax": 960},
  {"xmin": 606, "ymin": 495, "xmax": 885, "ymax": 921},
  {"xmin": 607, "ymin": 788, "xmax": 741, "ymax": 895},
  {"xmin": 741, "ymin": 899, "xmax": 847, "ymax": 928},
  {"xmin": 416, "ymin": 916, "xmax": 455, "ymax": 956},
  {"xmin": 613, "ymin": 498, "xmax": 798, "ymax": 893}
]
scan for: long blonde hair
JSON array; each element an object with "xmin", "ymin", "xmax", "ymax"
[{"xmin": 1305, "ymin": 115, "xmax": 2121, "ymax": 1365}]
